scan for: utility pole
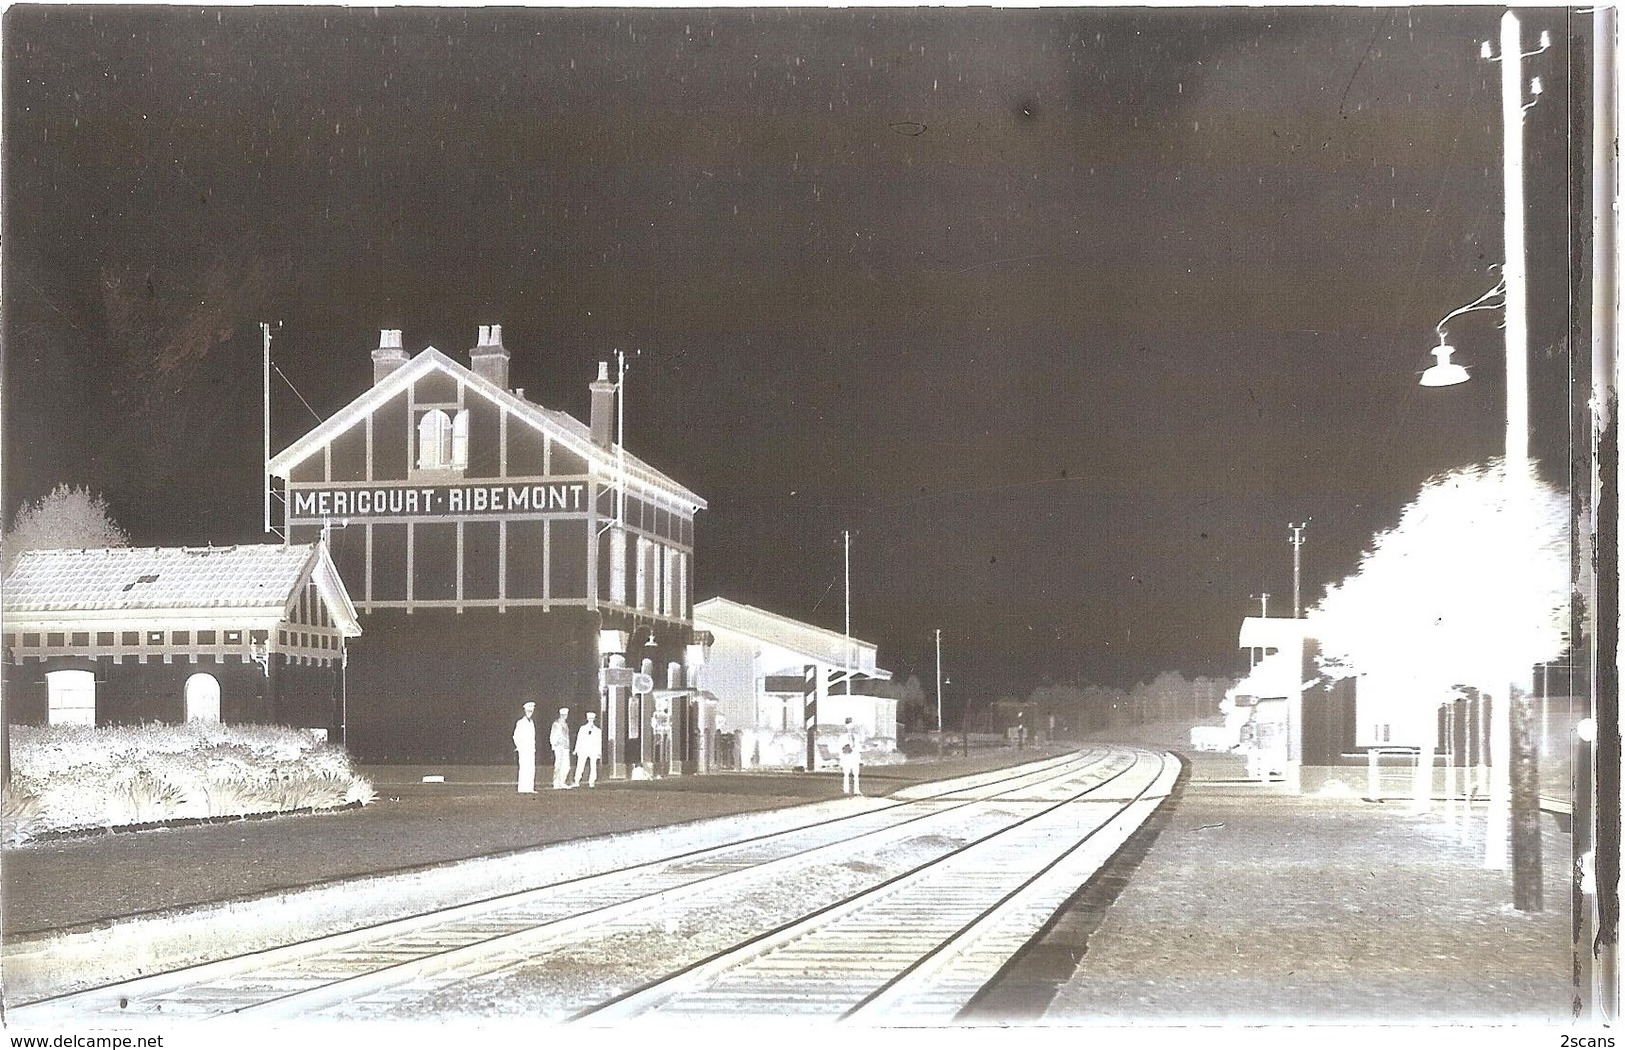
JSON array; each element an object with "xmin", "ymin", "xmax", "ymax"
[
  {"xmin": 262, "ymin": 322, "xmax": 273, "ymax": 537},
  {"xmin": 1483, "ymin": 11, "xmax": 1547, "ymax": 899},
  {"xmin": 1585, "ymin": 2, "xmax": 1619, "ymax": 1019},
  {"xmin": 844, "ymin": 530, "xmax": 852, "ymax": 697},
  {"xmin": 1289, "ymin": 522, "xmax": 1309, "ymax": 618},
  {"xmin": 935, "ymin": 628, "xmax": 943, "ymax": 757}
]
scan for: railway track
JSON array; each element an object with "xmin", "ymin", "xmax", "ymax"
[
  {"xmin": 578, "ymin": 748, "xmax": 1179, "ymax": 1023},
  {"xmin": 10, "ymin": 746, "xmax": 1178, "ymax": 1026}
]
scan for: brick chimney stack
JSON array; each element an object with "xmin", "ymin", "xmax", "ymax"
[
  {"xmin": 470, "ymin": 324, "xmax": 510, "ymax": 389},
  {"xmin": 371, "ymin": 329, "xmax": 407, "ymax": 384},
  {"xmin": 590, "ymin": 361, "xmax": 616, "ymax": 448}
]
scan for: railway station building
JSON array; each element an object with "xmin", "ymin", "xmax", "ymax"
[
  {"xmin": 692, "ymin": 596, "xmax": 896, "ymax": 768},
  {"xmin": 268, "ymin": 326, "xmax": 706, "ymax": 766},
  {"xmin": 2, "ymin": 542, "xmax": 359, "ymax": 732}
]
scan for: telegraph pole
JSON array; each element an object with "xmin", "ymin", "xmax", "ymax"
[
  {"xmin": 844, "ymin": 530, "xmax": 852, "ymax": 694},
  {"xmin": 935, "ymin": 628, "xmax": 943, "ymax": 757},
  {"xmin": 1483, "ymin": 10, "xmax": 1548, "ymax": 892},
  {"xmin": 1585, "ymin": 2, "xmax": 1619, "ymax": 1018},
  {"xmin": 1290, "ymin": 522, "xmax": 1309, "ymax": 618},
  {"xmin": 262, "ymin": 322, "xmax": 272, "ymax": 536}
]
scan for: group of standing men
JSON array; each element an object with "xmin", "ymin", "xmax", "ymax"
[
  {"xmin": 514, "ymin": 703, "xmax": 868, "ymax": 795},
  {"xmin": 512, "ymin": 701, "xmax": 602, "ymax": 793}
]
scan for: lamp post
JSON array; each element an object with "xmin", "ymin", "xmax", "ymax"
[
  {"xmin": 1420, "ymin": 12, "xmax": 1548, "ymax": 896},
  {"xmin": 1584, "ymin": 4, "xmax": 1618, "ymax": 1021}
]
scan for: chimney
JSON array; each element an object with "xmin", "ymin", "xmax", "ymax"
[
  {"xmin": 371, "ymin": 329, "xmax": 407, "ymax": 384},
  {"xmin": 470, "ymin": 323, "xmax": 510, "ymax": 389},
  {"xmin": 590, "ymin": 361, "xmax": 616, "ymax": 448}
]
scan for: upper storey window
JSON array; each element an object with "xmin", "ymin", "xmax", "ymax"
[{"xmin": 416, "ymin": 409, "xmax": 470, "ymax": 472}]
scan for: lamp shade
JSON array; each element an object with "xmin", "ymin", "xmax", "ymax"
[{"xmin": 1420, "ymin": 342, "xmax": 1470, "ymax": 387}]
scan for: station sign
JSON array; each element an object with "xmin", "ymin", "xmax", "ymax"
[
  {"xmin": 599, "ymin": 667, "xmax": 655, "ymax": 693},
  {"xmin": 289, "ymin": 482, "xmax": 588, "ymax": 521}
]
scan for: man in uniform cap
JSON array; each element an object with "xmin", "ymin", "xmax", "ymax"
[
  {"xmin": 550, "ymin": 707, "xmax": 573, "ymax": 789},
  {"xmin": 513, "ymin": 701, "xmax": 538, "ymax": 794},
  {"xmin": 571, "ymin": 711, "xmax": 602, "ymax": 788}
]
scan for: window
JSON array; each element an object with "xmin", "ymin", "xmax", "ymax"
[
  {"xmin": 70, "ymin": 632, "xmax": 89, "ymax": 647},
  {"xmin": 451, "ymin": 410, "xmax": 469, "ymax": 469},
  {"xmin": 173, "ymin": 631, "xmax": 191, "ymax": 645},
  {"xmin": 147, "ymin": 631, "xmax": 164, "ymax": 645},
  {"xmin": 198, "ymin": 630, "xmax": 216, "ymax": 645},
  {"xmin": 47, "ymin": 633, "xmax": 64, "ymax": 647},
  {"xmin": 96, "ymin": 632, "xmax": 114, "ymax": 647},
  {"xmin": 46, "ymin": 669, "xmax": 96, "ymax": 726},
  {"xmin": 250, "ymin": 630, "xmax": 268, "ymax": 644},
  {"xmin": 22, "ymin": 633, "xmax": 39, "ymax": 647},
  {"xmin": 224, "ymin": 630, "xmax": 242, "ymax": 645},
  {"xmin": 416, "ymin": 409, "xmax": 470, "ymax": 471},
  {"xmin": 663, "ymin": 548, "xmax": 678, "ymax": 617},
  {"xmin": 635, "ymin": 536, "xmax": 651, "ymax": 611},
  {"xmin": 610, "ymin": 528, "xmax": 628, "ymax": 605},
  {"xmin": 122, "ymin": 631, "xmax": 139, "ymax": 646}
]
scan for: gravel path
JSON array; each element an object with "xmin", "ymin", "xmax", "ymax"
[{"xmin": 1045, "ymin": 784, "xmax": 1573, "ymax": 1025}]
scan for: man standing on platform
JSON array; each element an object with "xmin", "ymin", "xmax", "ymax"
[
  {"xmin": 513, "ymin": 701, "xmax": 538, "ymax": 794},
  {"xmin": 571, "ymin": 710, "xmax": 602, "ymax": 788},
  {"xmin": 551, "ymin": 707, "xmax": 573, "ymax": 789},
  {"xmin": 840, "ymin": 716, "xmax": 865, "ymax": 796}
]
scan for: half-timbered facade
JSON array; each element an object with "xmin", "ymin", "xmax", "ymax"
[
  {"xmin": 2, "ymin": 542, "xmax": 359, "ymax": 733},
  {"xmin": 268, "ymin": 326, "xmax": 706, "ymax": 765}
]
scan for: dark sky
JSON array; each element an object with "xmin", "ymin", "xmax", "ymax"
[{"xmin": 2, "ymin": 6, "xmax": 1589, "ymax": 705}]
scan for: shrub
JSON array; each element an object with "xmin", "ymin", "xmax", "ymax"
[
  {"xmin": 6, "ymin": 722, "xmax": 375, "ymax": 840},
  {"xmin": 1, "ymin": 788, "xmax": 43, "ymax": 845}
]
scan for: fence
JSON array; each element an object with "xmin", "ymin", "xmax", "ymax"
[{"xmin": 1363, "ymin": 746, "xmax": 1423, "ymax": 803}]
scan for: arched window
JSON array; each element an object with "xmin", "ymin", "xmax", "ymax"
[
  {"xmin": 185, "ymin": 673, "xmax": 221, "ymax": 723},
  {"xmin": 46, "ymin": 669, "xmax": 96, "ymax": 726},
  {"xmin": 416, "ymin": 409, "xmax": 470, "ymax": 471}
]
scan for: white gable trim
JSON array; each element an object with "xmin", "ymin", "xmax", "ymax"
[
  {"xmin": 301, "ymin": 541, "xmax": 363, "ymax": 637},
  {"xmin": 693, "ymin": 597, "xmax": 884, "ymax": 674},
  {"xmin": 269, "ymin": 348, "xmax": 706, "ymax": 512}
]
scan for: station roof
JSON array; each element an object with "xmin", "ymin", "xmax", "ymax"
[
  {"xmin": 3, "ymin": 542, "xmax": 360, "ymax": 635},
  {"xmin": 267, "ymin": 346, "xmax": 705, "ymax": 514},
  {"xmin": 693, "ymin": 597, "xmax": 889, "ymax": 679}
]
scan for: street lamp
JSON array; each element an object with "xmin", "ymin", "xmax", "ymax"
[
  {"xmin": 1419, "ymin": 11, "xmax": 1548, "ymax": 889},
  {"xmin": 1419, "ymin": 280, "xmax": 1503, "ymax": 387}
]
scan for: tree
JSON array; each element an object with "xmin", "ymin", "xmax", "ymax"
[
  {"xmin": 1309, "ymin": 458, "xmax": 1569, "ymax": 910},
  {"xmin": 3, "ymin": 484, "xmax": 129, "ymax": 572}
]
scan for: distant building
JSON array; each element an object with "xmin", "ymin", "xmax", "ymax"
[
  {"xmin": 2, "ymin": 542, "xmax": 359, "ymax": 734},
  {"xmin": 268, "ymin": 326, "xmax": 706, "ymax": 766},
  {"xmin": 692, "ymin": 597, "xmax": 895, "ymax": 766}
]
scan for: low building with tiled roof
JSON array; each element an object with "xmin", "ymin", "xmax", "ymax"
[
  {"xmin": 268, "ymin": 326, "xmax": 706, "ymax": 768},
  {"xmin": 3, "ymin": 542, "xmax": 359, "ymax": 733},
  {"xmin": 692, "ymin": 596, "xmax": 896, "ymax": 766}
]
